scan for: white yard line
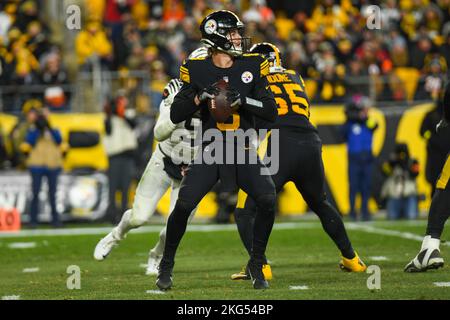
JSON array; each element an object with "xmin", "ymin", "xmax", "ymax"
[
  {"xmin": 289, "ymin": 285, "xmax": 309, "ymax": 290},
  {"xmin": 369, "ymin": 256, "xmax": 389, "ymax": 261},
  {"xmin": 145, "ymin": 290, "xmax": 165, "ymax": 295},
  {"xmin": 346, "ymin": 223, "xmax": 450, "ymax": 247},
  {"xmin": 1, "ymin": 295, "xmax": 20, "ymax": 300},
  {"xmin": 0, "ymin": 222, "xmax": 319, "ymax": 238},
  {"xmin": 434, "ymin": 282, "xmax": 450, "ymax": 287},
  {"xmin": 0, "ymin": 220, "xmax": 439, "ymax": 246},
  {"xmin": 7, "ymin": 242, "xmax": 37, "ymax": 248}
]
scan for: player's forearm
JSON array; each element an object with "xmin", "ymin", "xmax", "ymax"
[
  {"xmin": 241, "ymin": 97, "xmax": 277, "ymax": 122},
  {"xmin": 170, "ymin": 87, "xmax": 199, "ymax": 124},
  {"xmin": 154, "ymin": 116, "xmax": 176, "ymax": 142},
  {"xmin": 443, "ymin": 82, "xmax": 449, "ymax": 123}
]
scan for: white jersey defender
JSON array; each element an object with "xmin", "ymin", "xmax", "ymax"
[{"xmin": 94, "ymin": 73, "xmax": 202, "ymax": 275}]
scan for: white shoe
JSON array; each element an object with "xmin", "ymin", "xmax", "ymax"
[
  {"xmin": 405, "ymin": 236, "xmax": 444, "ymax": 272},
  {"xmin": 404, "ymin": 248, "xmax": 444, "ymax": 272},
  {"xmin": 94, "ymin": 231, "xmax": 120, "ymax": 261},
  {"xmin": 146, "ymin": 253, "xmax": 162, "ymax": 276}
]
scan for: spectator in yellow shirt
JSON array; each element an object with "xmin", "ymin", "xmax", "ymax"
[{"xmin": 75, "ymin": 20, "xmax": 112, "ymax": 70}]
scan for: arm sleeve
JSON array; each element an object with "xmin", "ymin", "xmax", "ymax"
[
  {"xmin": 154, "ymin": 100, "xmax": 177, "ymax": 142},
  {"xmin": 340, "ymin": 123, "xmax": 349, "ymax": 140},
  {"xmin": 241, "ymin": 75, "xmax": 277, "ymax": 123},
  {"xmin": 49, "ymin": 129, "xmax": 62, "ymax": 145},
  {"xmin": 104, "ymin": 116, "xmax": 112, "ymax": 135},
  {"xmin": 444, "ymin": 81, "xmax": 450, "ymax": 123},
  {"xmin": 170, "ymin": 82, "xmax": 199, "ymax": 124},
  {"xmin": 25, "ymin": 129, "xmax": 39, "ymax": 146}
]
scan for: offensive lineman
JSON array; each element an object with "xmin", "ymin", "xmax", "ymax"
[
  {"xmin": 156, "ymin": 10, "xmax": 278, "ymax": 290},
  {"xmin": 231, "ymin": 43, "xmax": 367, "ymax": 281},
  {"xmin": 93, "ymin": 49, "xmax": 207, "ymax": 274},
  {"xmin": 405, "ymin": 81, "xmax": 450, "ymax": 272}
]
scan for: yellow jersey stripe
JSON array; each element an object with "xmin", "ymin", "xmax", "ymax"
[{"xmin": 260, "ymin": 61, "xmax": 269, "ymax": 69}]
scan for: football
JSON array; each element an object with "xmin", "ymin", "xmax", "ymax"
[{"xmin": 207, "ymin": 79, "xmax": 233, "ymax": 123}]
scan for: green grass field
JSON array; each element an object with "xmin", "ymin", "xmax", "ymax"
[{"xmin": 1, "ymin": 219, "xmax": 450, "ymax": 300}]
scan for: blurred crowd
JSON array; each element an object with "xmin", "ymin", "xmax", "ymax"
[
  {"xmin": 0, "ymin": 0, "xmax": 449, "ymax": 113},
  {"xmin": 0, "ymin": 0, "xmax": 70, "ymax": 111}
]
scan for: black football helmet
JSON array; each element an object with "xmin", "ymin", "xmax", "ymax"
[
  {"xmin": 250, "ymin": 42, "xmax": 284, "ymax": 73},
  {"xmin": 199, "ymin": 10, "xmax": 250, "ymax": 56}
]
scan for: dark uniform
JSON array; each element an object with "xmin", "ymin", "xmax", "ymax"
[
  {"xmin": 404, "ymin": 81, "xmax": 450, "ymax": 272},
  {"xmin": 159, "ymin": 53, "xmax": 278, "ymax": 283},
  {"xmin": 425, "ymin": 82, "xmax": 450, "ymax": 239},
  {"xmin": 235, "ymin": 69, "xmax": 355, "ymax": 260}
]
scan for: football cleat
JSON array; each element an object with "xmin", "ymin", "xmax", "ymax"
[
  {"xmin": 231, "ymin": 264, "xmax": 272, "ymax": 281},
  {"xmin": 262, "ymin": 264, "xmax": 273, "ymax": 280},
  {"xmin": 247, "ymin": 259, "xmax": 269, "ymax": 290},
  {"xmin": 231, "ymin": 265, "xmax": 250, "ymax": 280},
  {"xmin": 93, "ymin": 231, "xmax": 120, "ymax": 261},
  {"xmin": 146, "ymin": 253, "xmax": 162, "ymax": 276},
  {"xmin": 156, "ymin": 259, "xmax": 174, "ymax": 291},
  {"xmin": 404, "ymin": 248, "xmax": 444, "ymax": 272},
  {"xmin": 339, "ymin": 252, "xmax": 367, "ymax": 272}
]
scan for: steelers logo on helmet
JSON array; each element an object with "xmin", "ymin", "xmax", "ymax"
[
  {"xmin": 204, "ymin": 19, "xmax": 217, "ymax": 35},
  {"xmin": 199, "ymin": 10, "xmax": 250, "ymax": 57},
  {"xmin": 241, "ymin": 71, "xmax": 253, "ymax": 84}
]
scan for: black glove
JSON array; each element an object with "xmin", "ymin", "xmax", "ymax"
[
  {"xmin": 436, "ymin": 119, "xmax": 448, "ymax": 134},
  {"xmin": 226, "ymin": 87, "xmax": 242, "ymax": 109},
  {"xmin": 198, "ymin": 83, "xmax": 220, "ymax": 103}
]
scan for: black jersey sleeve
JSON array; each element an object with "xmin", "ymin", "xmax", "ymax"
[
  {"xmin": 170, "ymin": 62, "xmax": 199, "ymax": 124},
  {"xmin": 444, "ymin": 81, "xmax": 450, "ymax": 123},
  {"xmin": 241, "ymin": 58, "xmax": 277, "ymax": 123}
]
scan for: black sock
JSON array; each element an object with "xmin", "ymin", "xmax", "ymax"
[
  {"xmin": 234, "ymin": 208, "xmax": 255, "ymax": 256},
  {"xmin": 163, "ymin": 200, "xmax": 195, "ymax": 262},
  {"xmin": 426, "ymin": 188, "xmax": 450, "ymax": 239},
  {"xmin": 313, "ymin": 200, "xmax": 355, "ymax": 259},
  {"xmin": 251, "ymin": 206, "xmax": 275, "ymax": 262}
]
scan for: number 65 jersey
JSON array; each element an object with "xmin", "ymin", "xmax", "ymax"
[{"xmin": 265, "ymin": 69, "xmax": 317, "ymax": 133}]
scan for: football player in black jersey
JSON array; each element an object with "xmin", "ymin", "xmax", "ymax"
[
  {"xmin": 232, "ymin": 43, "xmax": 368, "ymax": 281},
  {"xmin": 156, "ymin": 11, "xmax": 278, "ymax": 290},
  {"xmin": 405, "ymin": 81, "xmax": 450, "ymax": 272}
]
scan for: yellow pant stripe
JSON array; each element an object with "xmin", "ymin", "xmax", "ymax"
[
  {"xmin": 236, "ymin": 131, "xmax": 272, "ymax": 209},
  {"xmin": 236, "ymin": 189, "xmax": 248, "ymax": 209},
  {"xmin": 436, "ymin": 154, "xmax": 450, "ymax": 190}
]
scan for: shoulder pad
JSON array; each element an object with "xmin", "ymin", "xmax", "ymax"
[
  {"xmin": 179, "ymin": 62, "xmax": 190, "ymax": 84},
  {"xmin": 189, "ymin": 56, "xmax": 207, "ymax": 61},
  {"xmin": 260, "ymin": 58, "xmax": 269, "ymax": 77}
]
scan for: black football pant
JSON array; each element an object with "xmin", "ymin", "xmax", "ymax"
[
  {"xmin": 162, "ymin": 145, "xmax": 276, "ymax": 264},
  {"xmin": 426, "ymin": 154, "xmax": 450, "ymax": 239},
  {"xmin": 235, "ymin": 128, "xmax": 355, "ymax": 259}
]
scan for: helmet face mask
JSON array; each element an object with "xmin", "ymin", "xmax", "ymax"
[
  {"xmin": 200, "ymin": 10, "xmax": 251, "ymax": 57},
  {"xmin": 249, "ymin": 42, "xmax": 284, "ymax": 73}
]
